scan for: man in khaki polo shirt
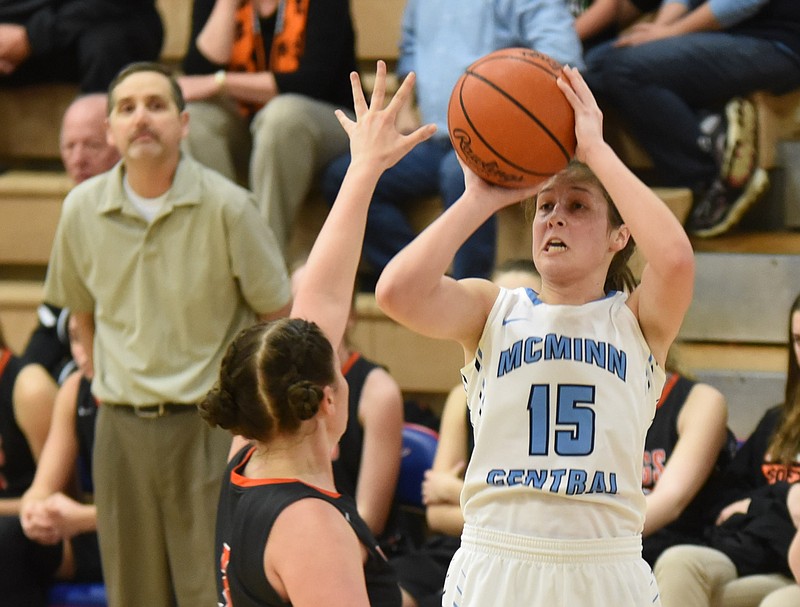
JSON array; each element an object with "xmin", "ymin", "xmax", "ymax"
[{"xmin": 43, "ymin": 61, "xmax": 291, "ymax": 607}]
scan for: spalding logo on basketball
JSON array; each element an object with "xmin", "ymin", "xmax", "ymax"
[{"xmin": 448, "ymin": 48, "xmax": 576, "ymax": 188}]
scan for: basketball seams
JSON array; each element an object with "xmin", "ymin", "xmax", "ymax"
[
  {"xmin": 460, "ymin": 70, "xmax": 572, "ymax": 169},
  {"xmin": 448, "ymin": 48, "xmax": 576, "ymax": 187}
]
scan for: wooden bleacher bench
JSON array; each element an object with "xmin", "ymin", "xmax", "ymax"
[{"xmin": 0, "ymin": 171, "xmax": 71, "ymax": 267}]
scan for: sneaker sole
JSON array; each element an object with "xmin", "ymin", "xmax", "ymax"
[
  {"xmin": 722, "ymin": 98, "xmax": 758, "ymax": 188},
  {"xmin": 692, "ymin": 168, "xmax": 770, "ymax": 238}
]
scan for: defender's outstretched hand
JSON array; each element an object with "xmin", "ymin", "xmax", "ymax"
[{"xmin": 335, "ymin": 61, "xmax": 437, "ymax": 173}]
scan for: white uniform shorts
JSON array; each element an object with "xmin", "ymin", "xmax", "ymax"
[{"xmin": 442, "ymin": 525, "xmax": 661, "ymax": 607}]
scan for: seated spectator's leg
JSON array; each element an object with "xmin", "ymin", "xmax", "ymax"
[
  {"xmin": 360, "ymin": 142, "xmax": 446, "ymax": 286},
  {"xmin": 439, "ymin": 148, "xmax": 495, "ymax": 279},
  {"xmin": 642, "ymin": 528, "xmax": 703, "ymax": 568},
  {"xmin": 76, "ymin": 16, "xmax": 163, "ymax": 93},
  {"xmin": 249, "ymin": 94, "xmax": 351, "ymax": 254},
  {"xmin": 584, "ymin": 33, "xmax": 800, "ymax": 190},
  {"xmin": 0, "ymin": 515, "xmax": 62, "ymax": 607},
  {"xmin": 183, "ymin": 99, "xmax": 251, "ymax": 185},
  {"xmin": 322, "ymin": 141, "xmax": 444, "ymax": 290},
  {"xmin": 654, "ymin": 545, "xmax": 737, "ymax": 607},
  {"xmin": 759, "ymin": 584, "xmax": 800, "ymax": 607},
  {"xmin": 582, "ymin": 40, "xmax": 616, "ymax": 98},
  {"xmin": 719, "ymin": 574, "xmax": 794, "ymax": 607}
]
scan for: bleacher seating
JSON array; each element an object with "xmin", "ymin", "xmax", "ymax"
[{"xmin": 0, "ymin": 0, "xmax": 798, "ymax": 440}]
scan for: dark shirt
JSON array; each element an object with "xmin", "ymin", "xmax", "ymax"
[
  {"xmin": 0, "ymin": 0, "xmax": 161, "ymax": 57},
  {"xmin": 732, "ymin": 0, "xmax": 800, "ymax": 62},
  {"xmin": 641, "ymin": 374, "xmax": 737, "ymax": 564},
  {"xmin": 0, "ymin": 349, "xmax": 35, "ymax": 498},
  {"xmin": 713, "ymin": 405, "xmax": 800, "ymax": 512},
  {"xmin": 182, "ymin": 0, "xmax": 356, "ymax": 110},
  {"xmin": 700, "ymin": 404, "xmax": 799, "ymax": 577},
  {"xmin": 215, "ymin": 446, "xmax": 402, "ymax": 606}
]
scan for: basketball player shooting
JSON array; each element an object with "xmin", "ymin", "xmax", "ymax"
[{"xmin": 374, "ymin": 65, "xmax": 694, "ymax": 606}]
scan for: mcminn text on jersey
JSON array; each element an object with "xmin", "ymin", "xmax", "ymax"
[{"xmin": 496, "ymin": 334, "xmax": 627, "ymax": 381}]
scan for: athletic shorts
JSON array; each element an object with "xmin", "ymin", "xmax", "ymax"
[{"xmin": 442, "ymin": 525, "xmax": 661, "ymax": 607}]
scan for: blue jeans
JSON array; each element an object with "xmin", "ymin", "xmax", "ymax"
[
  {"xmin": 583, "ymin": 33, "xmax": 800, "ymax": 188},
  {"xmin": 322, "ymin": 136, "xmax": 496, "ymax": 287}
]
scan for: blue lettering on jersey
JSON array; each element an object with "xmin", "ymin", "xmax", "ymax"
[
  {"xmin": 549, "ymin": 468, "xmax": 566, "ymax": 492},
  {"xmin": 497, "ymin": 334, "xmax": 627, "ymax": 381},
  {"xmin": 567, "ymin": 469, "xmax": 587, "ymax": 494},
  {"xmin": 589, "ymin": 470, "xmax": 617, "ymax": 494},
  {"xmin": 486, "ymin": 468, "xmax": 618, "ymax": 495}
]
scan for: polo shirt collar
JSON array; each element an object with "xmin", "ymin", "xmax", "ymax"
[{"xmin": 97, "ymin": 154, "xmax": 205, "ymax": 217}]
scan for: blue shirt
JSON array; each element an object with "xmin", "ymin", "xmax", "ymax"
[
  {"xmin": 397, "ymin": 0, "xmax": 584, "ymax": 133},
  {"xmin": 672, "ymin": 0, "xmax": 768, "ymax": 28}
]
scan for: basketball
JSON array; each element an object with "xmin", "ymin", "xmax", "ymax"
[{"xmin": 447, "ymin": 48, "xmax": 576, "ymax": 188}]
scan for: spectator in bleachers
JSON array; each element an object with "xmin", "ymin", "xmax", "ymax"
[
  {"xmin": 654, "ymin": 291, "xmax": 800, "ymax": 606},
  {"xmin": 42, "ymin": 61, "xmax": 291, "ymax": 606},
  {"xmin": 641, "ymin": 345, "xmax": 738, "ymax": 565},
  {"xmin": 198, "ymin": 61, "xmax": 434, "ymax": 606},
  {"xmin": 179, "ymin": 0, "xmax": 357, "ymax": 263},
  {"xmin": 60, "ymin": 93, "xmax": 120, "ymax": 185},
  {"xmin": 321, "ymin": 0, "xmax": 584, "ymax": 291},
  {"xmin": 18, "ymin": 315, "xmax": 102, "ymax": 604},
  {"xmin": 569, "ymin": 0, "xmax": 661, "ymax": 51},
  {"xmin": 582, "ymin": 0, "xmax": 800, "ymax": 237},
  {"xmin": 0, "ymin": 0, "xmax": 163, "ymax": 92},
  {"xmin": 0, "ymin": 321, "xmax": 59, "ymax": 606},
  {"xmin": 391, "ymin": 259, "xmax": 540, "ymax": 607},
  {"xmin": 23, "ymin": 93, "xmax": 120, "ymax": 383}
]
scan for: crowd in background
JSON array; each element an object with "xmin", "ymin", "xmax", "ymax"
[{"xmin": 0, "ymin": 0, "xmax": 799, "ymax": 606}]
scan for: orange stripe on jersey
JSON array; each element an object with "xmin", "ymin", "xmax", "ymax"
[
  {"xmin": 231, "ymin": 446, "xmax": 341, "ymax": 497},
  {"xmin": 0, "ymin": 349, "xmax": 12, "ymax": 379},
  {"xmin": 340, "ymin": 351, "xmax": 360, "ymax": 375},
  {"xmin": 656, "ymin": 372, "xmax": 680, "ymax": 410}
]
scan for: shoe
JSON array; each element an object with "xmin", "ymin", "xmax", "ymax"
[
  {"xmin": 697, "ymin": 98, "xmax": 759, "ymax": 187},
  {"xmin": 721, "ymin": 98, "xmax": 758, "ymax": 188},
  {"xmin": 687, "ymin": 167, "xmax": 770, "ymax": 237},
  {"xmin": 698, "ymin": 111, "xmax": 726, "ymax": 168}
]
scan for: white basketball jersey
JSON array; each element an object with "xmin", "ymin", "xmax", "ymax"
[{"xmin": 461, "ymin": 288, "xmax": 665, "ymax": 539}]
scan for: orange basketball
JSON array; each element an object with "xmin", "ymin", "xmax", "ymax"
[{"xmin": 447, "ymin": 48, "xmax": 576, "ymax": 188}]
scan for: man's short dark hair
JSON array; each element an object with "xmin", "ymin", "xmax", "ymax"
[{"xmin": 107, "ymin": 61, "xmax": 186, "ymax": 114}]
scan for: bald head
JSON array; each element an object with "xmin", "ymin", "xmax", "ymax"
[{"xmin": 60, "ymin": 93, "xmax": 120, "ymax": 184}]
